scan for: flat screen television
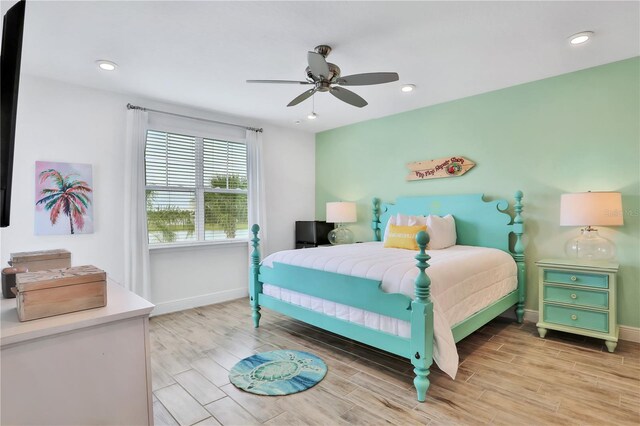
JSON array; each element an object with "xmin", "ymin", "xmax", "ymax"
[{"xmin": 1, "ymin": 0, "xmax": 26, "ymax": 228}]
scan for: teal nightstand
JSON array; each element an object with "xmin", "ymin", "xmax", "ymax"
[{"xmin": 536, "ymin": 258, "xmax": 619, "ymax": 352}]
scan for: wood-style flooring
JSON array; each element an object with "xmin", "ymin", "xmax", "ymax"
[{"xmin": 150, "ymin": 298, "xmax": 640, "ymax": 425}]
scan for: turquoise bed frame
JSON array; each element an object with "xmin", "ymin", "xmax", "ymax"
[{"xmin": 249, "ymin": 191, "xmax": 525, "ymax": 402}]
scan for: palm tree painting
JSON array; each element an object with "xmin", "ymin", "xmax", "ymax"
[{"xmin": 35, "ymin": 161, "xmax": 93, "ymax": 235}]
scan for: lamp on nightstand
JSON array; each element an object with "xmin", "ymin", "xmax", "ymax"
[
  {"xmin": 560, "ymin": 191, "xmax": 623, "ymax": 260},
  {"xmin": 326, "ymin": 202, "xmax": 357, "ymax": 245}
]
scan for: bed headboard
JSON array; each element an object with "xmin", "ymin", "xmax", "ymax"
[{"xmin": 372, "ymin": 191, "xmax": 524, "ymax": 254}]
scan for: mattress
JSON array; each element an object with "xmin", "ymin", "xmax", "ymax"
[{"xmin": 261, "ymin": 242, "xmax": 517, "ymax": 379}]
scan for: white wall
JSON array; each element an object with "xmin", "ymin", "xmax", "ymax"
[
  {"xmin": 1, "ymin": 75, "xmax": 127, "ymax": 280},
  {"xmin": 0, "ymin": 74, "xmax": 316, "ymax": 313}
]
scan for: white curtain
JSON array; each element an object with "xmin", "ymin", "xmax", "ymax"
[
  {"xmin": 246, "ymin": 129, "xmax": 267, "ymax": 255},
  {"xmin": 123, "ymin": 108, "xmax": 151, "ymax": 300}
]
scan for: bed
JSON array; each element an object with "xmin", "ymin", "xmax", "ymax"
[{"xmin": 249, "ymin": 192, "xmax": 525, "ymax": 402}]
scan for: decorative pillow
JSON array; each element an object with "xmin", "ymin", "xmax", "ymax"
[
  {"xmin": 426, "ymin": 214, "xmax": 457, "ymax": 249},
  {"xmin": 384, "ymin": 224, "xmax": 428, "ymax": 250}
]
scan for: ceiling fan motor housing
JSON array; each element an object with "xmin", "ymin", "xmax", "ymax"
[{"xmin": 306, "ymin": 63, "xmax": 341, "ymax": 84}]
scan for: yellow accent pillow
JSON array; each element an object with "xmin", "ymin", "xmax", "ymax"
[{"xmin": 384, "ymin": 224, "xmax": 427, "ymax": 250}]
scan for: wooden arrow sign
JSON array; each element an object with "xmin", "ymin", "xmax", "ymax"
[{"xmin": 406, "ymin": 156, "xmax": 475, "ymax": 181}]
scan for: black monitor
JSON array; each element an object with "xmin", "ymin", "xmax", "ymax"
[{"xmin": 295, "ymin": 221, "xmax": 334, "ymax": 246}]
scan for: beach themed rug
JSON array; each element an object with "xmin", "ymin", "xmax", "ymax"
[{"xmin": 229, "ymin": 350, "xmax": 327, "ymax": 396}]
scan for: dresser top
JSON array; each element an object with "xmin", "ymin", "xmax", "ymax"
[
  {"xmin": 536, "ymin": 258, "xmax": 619, "ymax": 272},
  {"xmin": 1, "ymin": 280, "xmax": 154, "ymax": 347}
]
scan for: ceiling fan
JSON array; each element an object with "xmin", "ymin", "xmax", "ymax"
[{"xmin": 247, "ymin": 45, "xmax": 399, "ymax": 108}]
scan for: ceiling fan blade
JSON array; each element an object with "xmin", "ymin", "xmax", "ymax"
[
  {"xmin": 287, "ymin": 88, "xmax": 317, "ymax": 107},
  {"xmin": 307, "ymin": 51, "xmax": 330, "ymax": 79},
  {"xmin": 247, "ymin": 79, "xmax": 312, "ymax": 85},
  {"xmin": 336, "ymin": 72, "xmax": 399, "ymax": 86},
  {"xmin": 330, "ymin": 86, "xmax": 368, "ymax": 108}
]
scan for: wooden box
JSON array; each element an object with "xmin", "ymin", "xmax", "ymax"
[
  {"xmin": 15, "ymin": 265, "xmax": 107, "ymax": 322},
  {"xmin": 9, "ymin": 249, "xmax": 71, "ymax": 272}
]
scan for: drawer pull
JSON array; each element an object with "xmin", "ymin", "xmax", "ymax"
[
  {"xmin": 571, "ymin": 314, "xmax": 578, "ymax": 321},
  {"xmin": 570, "ymin": 276, "xmax": 578, "ymax": 282},
  {"xmin": 570, "ymin": 293, "xmax": 578, "ymax": 299}
]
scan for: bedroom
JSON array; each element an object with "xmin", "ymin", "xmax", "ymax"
[{"xmin": 0, "ymin": 0, "xmax": 638, "ymax": 425}]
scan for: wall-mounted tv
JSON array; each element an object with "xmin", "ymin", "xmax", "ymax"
[{"xmin": 1, "ymin": 0, "xmax": 26, "ymax": 228}]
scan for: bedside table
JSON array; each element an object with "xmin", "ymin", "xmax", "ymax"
[{"xmin": 536, "ymin": 258, "xmax": 619, "ymax": 352}]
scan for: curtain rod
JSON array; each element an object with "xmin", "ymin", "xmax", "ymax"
[{"xmin": 126, "ymin": 103, "xmax": 263, "ymax": 133}]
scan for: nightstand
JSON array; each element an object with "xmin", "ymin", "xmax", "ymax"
[{"xmin": 536, "ymin": 258, "xmax": 619, "ymax": 352}]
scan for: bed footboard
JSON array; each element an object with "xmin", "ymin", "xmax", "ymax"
[{"xmin": 248, "ymin": 224, "xmax": 435, "ymax": 403}]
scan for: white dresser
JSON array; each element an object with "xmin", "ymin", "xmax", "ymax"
[{"xmin": 1, "ymin": 281, "xmax": 155, "ymax": 425}]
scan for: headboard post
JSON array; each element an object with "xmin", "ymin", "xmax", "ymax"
[
  {"xmin": 372, "ymin": 197, "xmax": 381, "ymax": 242},
  {"xmin": 512, "ymin": 191, "xmax": 526, "ymax": 323},
  {"xmin": 249, "ymin": 224, "xmax": 262, "ymax": 327}
]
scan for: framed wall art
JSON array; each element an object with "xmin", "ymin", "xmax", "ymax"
[{"xmin": 35, "ymin": 161, "xmax": 94, "ymax": 235}]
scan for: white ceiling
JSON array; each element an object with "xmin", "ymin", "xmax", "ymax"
[{"xmin": 6, "ymin": 1, "xmax": 640, "ymax": 132}]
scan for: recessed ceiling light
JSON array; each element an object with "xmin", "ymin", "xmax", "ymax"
[
  {"xmin": 307, "ymin": 112, "xmax": 317, "ymax": 120},
  {"xmin": 569, "ymin": 31, "xmax": 593, "ymax": 45},
  {"xmin": 401, "ymin": 84, "xmax": 416, "ymax": 93},
  {"xmin": 96, "ymin": 60, "xmax": 118, "ymax": 71}
]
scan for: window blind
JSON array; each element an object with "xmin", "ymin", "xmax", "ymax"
[
  {"xmin": 145, "ymin": 130, "xmax": 196, "ymax": 187},
  {"xmin": 144, "ymin": 130, "xmax": 247, "ymax": 245},
  {"xmin": 203, "ymin": 139, "xmax": 247, "ymax": 190}
]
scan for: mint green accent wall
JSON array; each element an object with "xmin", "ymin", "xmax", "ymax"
[{"xmin": 316, "ymin": 57, "xmax": 640, "ymax": 328}]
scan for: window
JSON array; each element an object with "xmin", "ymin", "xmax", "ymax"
[{"xmin": 145, "ymin": 129, "xmax": 248, "ymax": 245}]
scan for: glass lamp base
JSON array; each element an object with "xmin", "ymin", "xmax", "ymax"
[
  {"xmin": 565, "ymin": 228, "xmax": 615, "ymax": 260},
  {"xmin": 328, "ymin": 225, "xmax": 354, "ymax": 245}
]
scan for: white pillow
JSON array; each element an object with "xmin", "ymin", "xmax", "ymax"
[
  {"xmin": 426, "ymin": 214, "xmax": 457, "ymax": 249},
  {"xmin": 385, "ymin": 213, "xmax": 427, "ymax": 242},
  {"xmin": 396, "ymin": 213, "xmax": 427, "ymax": 227}
]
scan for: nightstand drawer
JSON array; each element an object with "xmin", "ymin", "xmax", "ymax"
[
  {"xmin": 543, "ymin": 304, "xmax": 609, "ymax": 333},
  {"xmin": 543, "ymin": 285, "xmax": 608, "ymax": 309},
  {"xmin": 544, "ymin": 269, "xmax": 608, "ymax": 289}
]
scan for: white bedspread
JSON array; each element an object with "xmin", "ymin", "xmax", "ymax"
[{"xmin": 261, "ymin": 242, "xmax": 517, "ymax": 379}]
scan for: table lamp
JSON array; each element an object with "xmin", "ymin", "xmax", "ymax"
[
  {"xmin": 560, "ymin": 191, "xmax": 623, "ymax": 260},
  {"xmin": 326, "ymin": 201, "xmax": 357, "ymax": 245}
]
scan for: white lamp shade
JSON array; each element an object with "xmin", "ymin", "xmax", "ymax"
[
  {"xmin": 560, "ymin": 192, "xmax": 623, "ymax": 226},
  {"xmin": 326, "ymin": 202, "xmax": 357, "ymax": 223}
]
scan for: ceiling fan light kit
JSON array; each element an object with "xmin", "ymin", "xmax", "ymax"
[
  {"xmin": 307, "ymin": 93, "xmax": 318, "ymax": 120},
  {"xmin": 247, "ymin": 45, "xmax": 399, "ymax": 108}
]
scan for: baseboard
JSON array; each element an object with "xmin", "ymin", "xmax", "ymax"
[
  {"xmin": 151, "ymin": 287, "xmax": 248, "ymax": 316},
  {"xmin": 619, "ymin": 325, "xmax": 640, "ymax": 343},
  {"xmin": 498, "ymin": 308, "xmax": 538, "ymax": 322},
  {"xmin": 524, "ymin": 309, "xmax": 539, "ymax": 323},
  {"xmin": 501, "ymin": 308, "xmax": 640, "ymax": 343}
]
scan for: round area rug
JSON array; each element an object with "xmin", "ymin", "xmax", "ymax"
[{"xmin": 229, "ymin": 350, "xmax": 327, "ymax": 396}]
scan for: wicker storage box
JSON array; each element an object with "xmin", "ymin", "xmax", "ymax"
[
  {"xmin": 15, "ymin": 265, "xmax": 106, "ymax": 321},
  {"xmin": 9, "ymin": 249, "xmax": 71, "ymax": 272}
]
